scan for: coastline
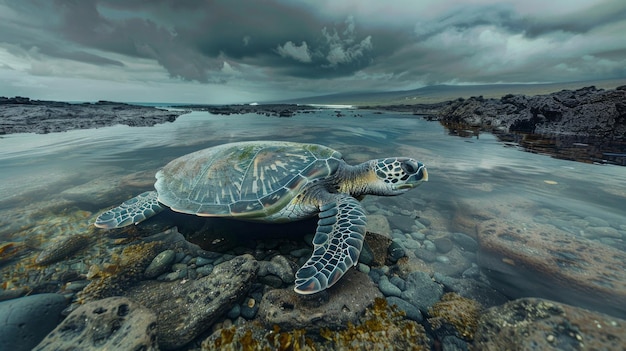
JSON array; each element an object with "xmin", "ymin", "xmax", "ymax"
[{"xmin": 0, "ymin": 97, "xmax": 190, "ymax": 135}]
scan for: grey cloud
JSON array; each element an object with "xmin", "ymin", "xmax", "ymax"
[{"xmin": 525, "ymin": 0, "xmax": 626, "ymax": 37}]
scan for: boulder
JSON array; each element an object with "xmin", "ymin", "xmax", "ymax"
[
  {"xmin": 476, "ymin": 218, "xmax": 626, "ymax": 319},
  {"xmin": 124, "ymin": 254, "xmax": 258, "ymax": 350},
  {"xmin": 34, "ymin": 297, "xmax": 157, "ymax": 351},
  {"xmin": 474, "ymin": 298, "xmax": 626, "ymax": 350},
  {"xmin": 258, "ymin": 269, "xmax": 382, "ymax": 331},
  {"xmin": 0, "ymin": 294, "xmax": 68, "ymax": 351}
]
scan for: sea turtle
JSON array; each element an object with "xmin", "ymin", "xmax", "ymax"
[{"xmin": 95, "ymin": 141, "xmax": 428, "ymax": 294}]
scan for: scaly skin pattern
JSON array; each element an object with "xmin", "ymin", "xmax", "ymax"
[{"xmin": 94, "ymin": 141, "xmax": 428, "ymax": 294}]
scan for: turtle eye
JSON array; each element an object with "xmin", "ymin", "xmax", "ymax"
[{"xmin": 401, "ymin": 160, "xmax": 419, "ymax": 174}]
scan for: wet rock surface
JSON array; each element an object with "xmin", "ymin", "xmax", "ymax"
[
  {"xmin": 476, "ymin": 218, "xmax": 626, "ymax": 319},
  {"xmin": 258, "ymin": 269, "xmax": 382, "ymax": 331},
  {"xmin": 474, "ymin": 298, "xmax": 626, "ymax": 350},
  {"xmin": 34, "ymin": 297, "xmax": 157, "ymax": 351},
  {"xmin": 0, "ymin": 293, "xmax": 69, "ymax": 351},
  {"xmin": 433, "ymin": 85, "xmax": 626, "ymax": 138},
  {"xmin": 0, "ymin": 97, "xmax": 188, "ymax": 134},
  {"xmin": 123, "ymin": 254, "xmax": 258, "ymax": 350}
]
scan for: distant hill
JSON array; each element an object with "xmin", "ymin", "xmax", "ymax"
[{"xmin": 280, "ymin": 78, "xmax": 626, "ymax": 106}]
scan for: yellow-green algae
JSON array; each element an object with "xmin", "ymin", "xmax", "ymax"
[
  {"xmin": 77, "ymin": 240, "xmax": 162, "ymax": 303},
  {"xmin": 202, "ymin": 297, "xmax": 430, "ymax": 350},
  {"xmin": 427, "ymin": 292, "xmax": 482, "ymax": 341}
]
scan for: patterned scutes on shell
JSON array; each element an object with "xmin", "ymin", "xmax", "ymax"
[{"xmin": 154, "ymin": 141, "xmax": 343, "ymax": 218}]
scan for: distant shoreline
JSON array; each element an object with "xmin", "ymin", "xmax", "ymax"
[{"xmin": 1, "ymin": 82, "xmax": 624, "ymax": 139}]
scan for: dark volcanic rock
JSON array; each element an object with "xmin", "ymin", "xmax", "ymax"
[
  {"xmin": 170, "ymin": 103, "xmax": 317, "ymax": 117},
  {"xmin": 34, "ymin": 297, "xmax": 157, "ymax": 351},
  {"xmin": 0, "ymin": 293, "xmax": 68, "ymax": 351},
  {"xmin": 474, "ymin": 298, "xmax": 626, "ymax": 350},
  {"xmin": 257, "ymin": 269, "xmax": 382, "ymax": 331},
  {"xmin": 123, "ymin": 254, "xmax": 258, "ymax": 350},
  {"xmin": 435, "ymin": 86, "xmax": 626, "ymax": 138},
  {"xmin": 0, "ymin": 97, "xmax": 188, "ymax": 134}
]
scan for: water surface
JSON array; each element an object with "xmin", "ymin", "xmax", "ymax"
[{"xmin": 1, "ymin": 109, "xmax": 625, "ymax": 344}]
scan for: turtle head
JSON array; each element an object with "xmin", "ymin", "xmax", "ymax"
[{"xmin": 370, "ymin": 157, "xmax": 428, "ymax": 195}]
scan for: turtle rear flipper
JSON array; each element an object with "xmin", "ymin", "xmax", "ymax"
[
  {"xmin": 294, "ymin": 194, "xmax": 367, "ymax": 294},
  {"xmin": 94, "ymin": 191, "xmax": 164, "ymax": 229}
]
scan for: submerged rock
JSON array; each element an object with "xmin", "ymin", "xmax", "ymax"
[
  {"xmin": 34, "ymin": 297, "xmax": 157, "ymax": 351},
  {"xmin": 476, "ymin": 218, "xmax": 626, "ymax": 319},
  {"xmin": 205, "ymin": 297, "xmax": 431, "ymax": 350},
  {"xmin": 124, "ymin": 254, "xmax": 258, "ymax": 350},
  {"xmin": 35, "ymin": 234, "xmax": 92, "ymax": 265},
  {"xmin": 258, "ymin": 269, "xmax": 382, "ymax": 331},
  {"xmin": 474, "ymin": 298, "xmax": 626, "ymax": 350},
  {"xmin": 0, "ymin": 293, "xmax": 68, "ymax": 351},
  {"xmin": 144, "ymin": 249, "xmax": 176, "ymax": 278}
]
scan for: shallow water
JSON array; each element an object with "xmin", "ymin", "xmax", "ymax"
[{"xmin": 1, "ymin": 109, "xmax": 625, "ymax": 346}]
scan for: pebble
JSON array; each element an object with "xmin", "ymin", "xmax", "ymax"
[
  {"xmin": 258, "ymin": 274, "xmax": 283, "ymax": 288},
  {"xmin": 401, "ymin": 271, "xmax": 443, "ymax": 313},
  {"xmin": 414, "ymin": 248, "xmax": 437, "ymax": 262},
  {"xmin": 418, "ymin": 217, "xmax": 431, "ymax": 227},
  {"xmin": 410, "ymin": 231, "xmax": 426, "ymax": 241},
  {"xmin": 195, "ymin": 257, "xmax": 213, "ymax": 267},
  {"xmin": 433, "ymin": 237, "xmax": 454, "ymax": 253},
  {"xmin": 451, "ymin": 232, "xmax": 479, "ymax": 252},
  {"xmin": 358, "ymin": 243, "xmax": 375, "ymax": 265},
  {"xmin": 357, "ymin": 263, "xmax": 371, "ymax": 274},
  {"xmin": 175, "ymin": 252, "xmax": 185, "ymax": 263},
  {"xmin": 0, "ymin": 293, "xmax": 69, "ymax": 351},
  {"xmin": 378, "ymin": 276, "xmax": 403, "ymax": 297},
  {"xmin": 172, "ymin": 263, "xmax": 188, "ymax": 272},
  {"xmin": 389, "ymin": 275, "xmax": 406, "ymax": 291},
  {"xmin": 436, "ymin": 255, "xmax": 450, "ymax": 264},
  {"xmin": 158, "ymin": 268, "xmax": 187, "ymax": 282},
  {"xmin": 413, "ymin": 220, "xmax": 426, "ymax": 230},
  {"xmin": 258, "ymin": 255, "xmax": 294, "ymax": 284},
  {"xmin": 144, "ymin": 249, "xmax": 176, "ymax": 278},
  {"xmin": 240, "ymin": 293, "xmax": 262, "ymax": 320},
  {"xmin": 368, "ymin": 268, "xmax": 383, "ymax": 283},
  {"xmin": 227, "ymin": 304, "xmax": 241, "ymax": 320},
  {"xmin": 388, "ymin": 240, "xmax": 406, "ymax": 262},
  {"xmin": 401, "ymin": 238, "xmax": 421, "ymax": 250},
  {"xmin": 423, "ymin": 240, "xmax": 436, "ymax": 252},
  {"xmin": 289, "ymin": 248, "xmax": 311, "ymax": 258},
  {"xmin": 196, "ymin": 264, "xmax": 213, "ymax": 276}
]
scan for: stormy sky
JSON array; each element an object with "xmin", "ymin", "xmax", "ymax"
[{"xmin": 1, "ymin": 0, "xmax": 625, "ymax": 103}]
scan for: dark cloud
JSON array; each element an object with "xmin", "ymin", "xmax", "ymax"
[{"xmin": 0, "ymin": 0, "xmax": 624, "ymax": 101}]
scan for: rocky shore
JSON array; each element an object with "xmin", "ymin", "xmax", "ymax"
[
  {"xmin": 171, "ymin": 103, "xmax": 320, "ymax": 117},
  {"xmin": 0, "ymin": 97, "xmax": 188, "ymax": 135},
  {"xmin": 370, "ymin": 85, "xmax": 626, "ymax": 138}
]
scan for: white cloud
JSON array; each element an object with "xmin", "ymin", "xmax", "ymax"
[
  {"xmin": 321, "ymin": 16, "xmax": 373, "ymax": 67},
  {"xmin": 277, "ymin": 41, "xmax": 312, "ymax": 63}
]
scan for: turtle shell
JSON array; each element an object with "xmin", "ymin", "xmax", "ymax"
[{"xmin": 154, "ymin": 141, "xmax": 343, "ymax": 218}]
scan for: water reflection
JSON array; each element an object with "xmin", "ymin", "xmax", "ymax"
[
  {"xmin": 441, "ymin": 120, "xmax": 626, "ymax": 165},
  {"xmin": 1, "ymin": 110, "xmax": 626, "ymax": 345}
]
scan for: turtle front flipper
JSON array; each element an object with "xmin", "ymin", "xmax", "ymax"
[
  {"xmin": 294, "ymin": 194, "xmax": 367, "ymax": 294},
  {"xmin": 94, "ymin": 191, "xmax": 164, "ymax": 229}
]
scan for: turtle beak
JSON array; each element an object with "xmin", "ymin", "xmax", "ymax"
[
  {"xmin": 421, "ymin": 167, "xmax": 429, "ymax": 182},
  {"xmin": 394, "ymin": 165, "xmax": 428, "ymax": 190}
]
